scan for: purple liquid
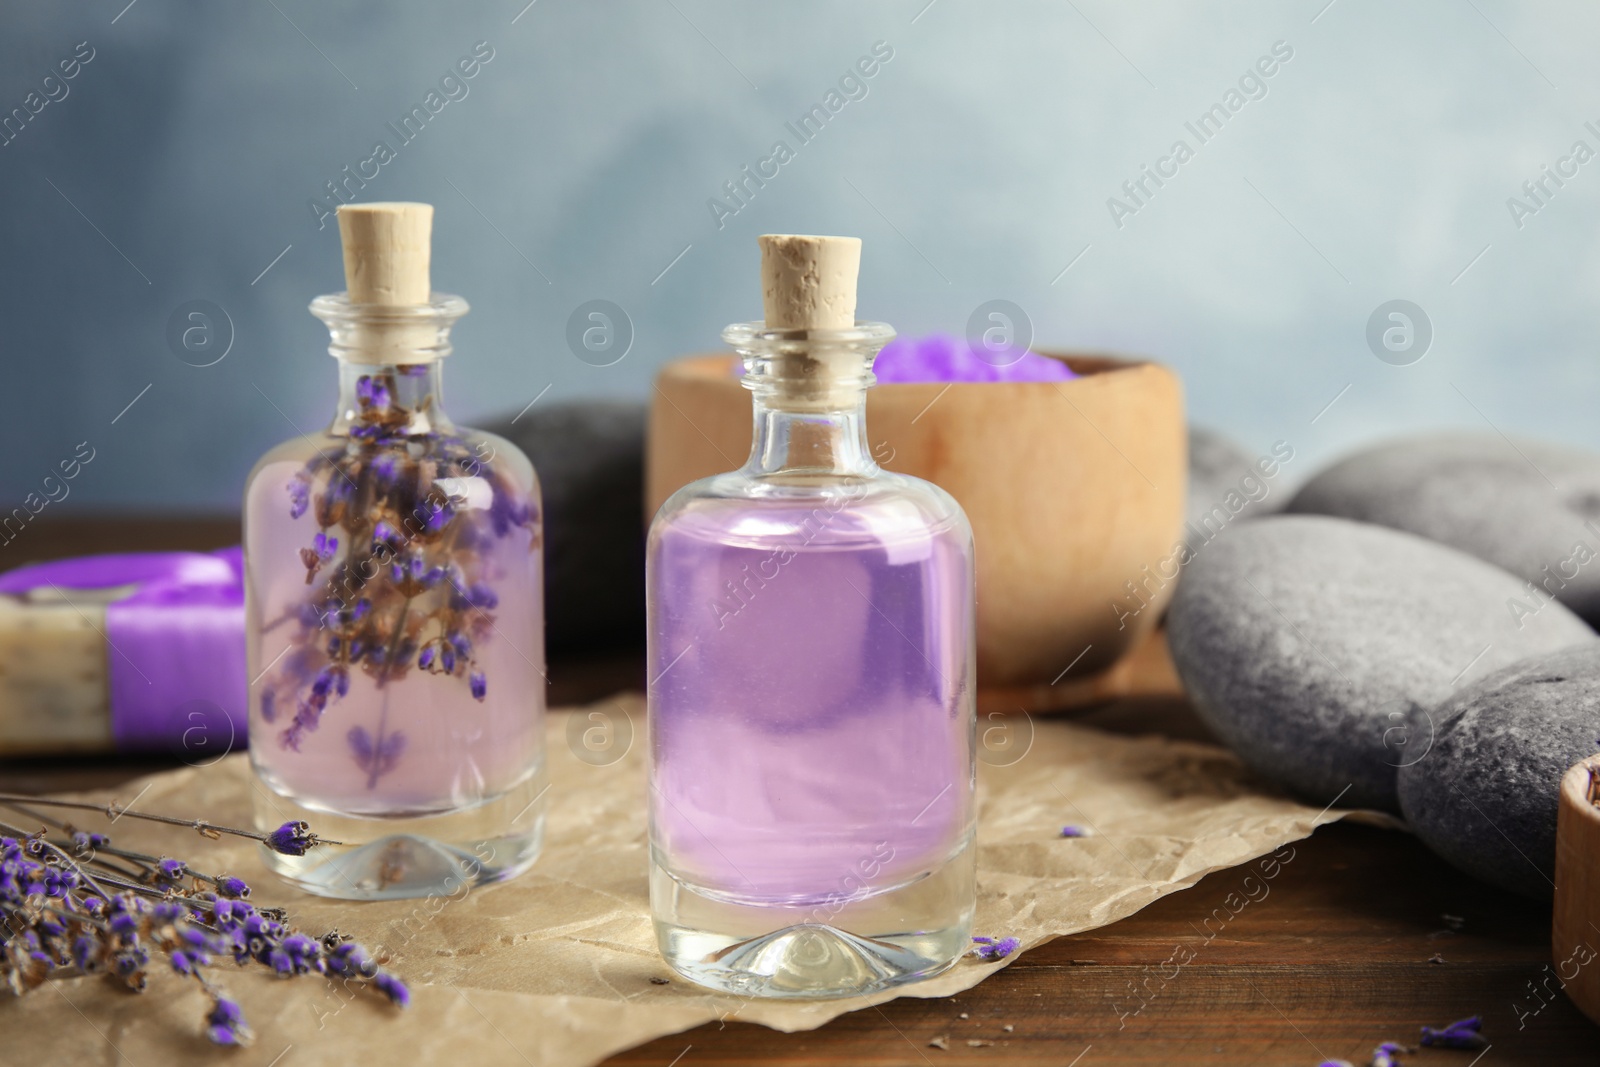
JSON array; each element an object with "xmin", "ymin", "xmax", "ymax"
[{"xmin": 648, "ymin": 490, "xmax": 974, "ymax": 906}]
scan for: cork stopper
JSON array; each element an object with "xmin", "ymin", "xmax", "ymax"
[
  {"xmin": 337, "ymin": 202, "xmax": 433, "ymax": 306},
  {"xmin": 759, "ymin": 234, "xmax": 860, "ymax": 330},
  {"xmin": 328, "ymin": 202, "xmax": 446, "ymax": 365}
]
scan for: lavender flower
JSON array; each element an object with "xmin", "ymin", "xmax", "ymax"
[
  {"xmin": 265, "ymin": 370, "xmax": 535, "ymax": 789},
  {"xmin": 971, "ymin": 935, "xmax": 1020, "ymax": 962},
  {"xmin": 373, "ymin": 971, "xmax": 411, "ymax": 1007},
  {"xmin": 1370, "ymin": 1042, "xmax": 1407, "ymax": 1067},
  {"xmin": 207, "ymin": 996, "xmax": 252, "ymax": 1046},
  {"xmin": 215, "ymin": 876, "xmax": 250, "ymax": 899},
  {"xmin": 1420, "ymin": 1015, "xmax": 1485, "ymax": 1050},
  {"xmin": 287, "ymin": 474, "xmax": 310, "ymax": 520},
  {"xmin": 1, "ymin": 812, "xmax": 401, "ymax": 1047},
  {"xmin": 265, "ymin": 821, "xmax": 317, "ymax": 856},
  {"xmin": 1059, "ymin": 825, "xmax": 1088, "ymax": 838}
]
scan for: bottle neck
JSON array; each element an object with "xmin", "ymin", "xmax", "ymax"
[
  {"xmin": 746, "ymin": 394, "xmax": 874, "ymax": 477},
  {"xmin": 329, "ymin": 360, "xmax": 454, "ymax": 438},
  {"xmin": 311, "ymin": 292, "xmax": 467, "ymax": 440},
  {"xmin": 725, "ymin": 320, "xmax": 895, "ymax": 479}
]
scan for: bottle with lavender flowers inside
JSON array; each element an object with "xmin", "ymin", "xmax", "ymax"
[
  {"xmin": 646, "ymin": 235, "xmax": 977, "ymax": 996},
  {"xmin": 245, "ymin": 202, "xmax": 545, "ymax": 899}
]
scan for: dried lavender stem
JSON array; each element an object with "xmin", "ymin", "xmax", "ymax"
[
  {"xmin": 35, "ymin": 902, "xmax": 110, "ymax": 932},
  {"xmin": 0, "ymin": 795, "xmax": 342, "ymax": 847}
]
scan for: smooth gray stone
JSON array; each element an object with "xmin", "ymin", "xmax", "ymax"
[
  {"xmin": 1287, "ymin": 432, "xmax": 1600, "ymax": 625},
  {"xmin": 480, "ymin": 402, "xmax": 645, "ymax": 653},
  {"xmin": 1184, "ymin": 428, "xmax": 1294, "ymax": 551},
  {"xmin": 1167, "ymin": 515, "xmax": 1596, "ymax": 812},
  {"xmin": 1399, "ymin": 643, "xmax": 1600, "ymax": 899}
]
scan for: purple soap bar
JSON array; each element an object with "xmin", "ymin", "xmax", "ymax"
[
  {"xmin": 873, "ymin": 333, "xmax": 1078, "ymax": 384},
  {"xmin": 0, "ymin": 549, "xmax": 246, "ymax": 753}
]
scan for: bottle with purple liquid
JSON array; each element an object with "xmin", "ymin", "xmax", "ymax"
[
  {"xmin": 245, "ymin": 203, "xmax": 545, "ymax": 899},
  {"xmin": 647, "ymin": 234, "xmax": 976, "ymax": 996}
]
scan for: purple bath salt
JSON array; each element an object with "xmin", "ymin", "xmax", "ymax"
[{"xmin": 872, "ymin": 333, "xmax": 1077, "ymax": 384}]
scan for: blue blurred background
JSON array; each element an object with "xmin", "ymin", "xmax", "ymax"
[{"xmin": 2, "ymin": 0, "xmax": 1597, "ymax": 511}]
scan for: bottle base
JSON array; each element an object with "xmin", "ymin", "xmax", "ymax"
[
  {"xmin": 650, "ymin": 846, "xmax": 974, "ymax": 999},
  {"xmin": 253, "ymin": 777, "xmax": 545, "ymax": 900}
]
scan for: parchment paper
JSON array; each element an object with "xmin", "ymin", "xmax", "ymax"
[{"xmin": 4, "ymin": 694, "xmax": 1354, "ymax": 1065}]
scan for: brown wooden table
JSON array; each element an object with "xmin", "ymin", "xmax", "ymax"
[{"xmin": 4, "ymin": 519, "xmax": 1597, "ymax": 1064}]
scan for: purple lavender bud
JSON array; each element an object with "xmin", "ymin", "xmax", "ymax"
[
  {"xmin": 1371, "ymin": 1042, "xmax": 1405, "ymax": 1067},
  {"xmin": 287, "ymin": 476, "xmax": 310, "ymax": 520},
  {"xmin": 327, "ymin": 940, "xmax": 375, "ymax": 977},
  {"xmin": 450, "ymin": 633, "xmax": 472, "ymax": 659},
  {"xmin": 373, "ymin": 972, "xmax": 411, "ymax": 1008},
  {"xmin": 971, "ymin": 935, "xmax": 1021, "ymax": 962},
  {"xmin": 370, "ymin": 453, "xmax": 399, "ymax": 486},
  {"xmin": 423, "ymin": 499, "xmax": 454, "ymax": 533},
  {"xmin": 470, "ymin": 671, "xmax": 487, "ymax": 702},
  {"xmin": 151, "ymin": 901, "xmax": 185, "ymax": 923},
  {"xmin": 1059, "ymin": 826, "xmax": 1087, "ymax": 838},
  {"xmin": 418, "ymin": 645, "xmax": 436, "ymax": 671},
  {"xmin": 72, "ymin": 935, "xmax": 97, "ymax": 972},
  {"xmin": 1421, "ymin": 1016, "xmax": 1485, "ymax": 1050},
  {"xmin": 441, "ymin": 645, "xmax": 456, "ymax": 674},
  {"xmin": 265, "ymin": 821, "xmax": 317, "ymax": 857},
  {"xmin": 170, "ymin": 950, "xmax": 195, "ymax": 976},
  {"xmin": 356, "ymin": 375, "xmax": 375, "ymax": 406},
  {"xmin": 157, "ymin": 858, "xmax": 186, "ymax": 881},
  {"xmin": 334, "ymin": 668, "xmax": 350, "ymax": 698},
  {"xmin": 112, "ymin": 945, "xmax": 150, "ymax": 977},
  {"xmin": 206, "ymin": 996, "xmax": 251, "ymax": 1046},
  {"xmin": 372, "ymin": 520, "xmax": 397, "ymax": 547}
]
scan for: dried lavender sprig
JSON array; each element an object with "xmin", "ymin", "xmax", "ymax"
[
  {"xmin": 0, "ymin": 821, "xmax": 118, "ymax": 906},
  {"xmin": 0, "ymin": 797, "xmax": 340, "ymax": 852},
  {"xmin": 2, "ymin": 830, "xmax": 407, "ymax": 1046}
]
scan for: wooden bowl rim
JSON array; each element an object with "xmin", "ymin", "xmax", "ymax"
[{"xmin": 657, "ymin": 349, "xmax": 1170, "ymax": 391}]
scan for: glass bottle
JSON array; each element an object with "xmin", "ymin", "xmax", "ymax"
[
  {"xmin": 245, "ymin": 206, "xmax": 545, "ymax": 900},
  {"xmin": 646, "ymin": 251, "xmax": 977, "ymax": 996}
]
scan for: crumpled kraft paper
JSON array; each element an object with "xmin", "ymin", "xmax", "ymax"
[{"xmin": 3, "ymin": 694, "xmax": 1354, "ymax": 1066}]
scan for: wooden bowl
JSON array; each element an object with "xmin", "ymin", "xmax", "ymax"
[
  {"xmin": 1554, "ymin": 754, "xmax": 1600, "ymax": 1027},
  {"xmin": 645, "ymin": 352, "xmax": 1187, "ymax": 690}
]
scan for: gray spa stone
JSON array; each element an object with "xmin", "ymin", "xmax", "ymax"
[
  {"xmin": 1287, "ymin": 432, "xmax": 1600, "ymax": 626},
  {"xmin": 1167, "ymin": 515, "xmax": 1596, "ymax": 812},
  {"xmin": 1185, "ymin": 428, "xmax": 1294, "ymax": 551},
  {"xmin": 481, "ymin": 401, "xmax": 645, "ymax": 653},
  {"xmin": 1398, "ymin": 643, "xmax": 1600, "ymax": 899}
]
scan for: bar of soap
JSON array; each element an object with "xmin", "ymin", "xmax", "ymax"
[
  {"xmin": 0, "ymin": 550, "xmax": 246, "ymax": 756},
  {"xmin": 0, "ymin": 586, "xmax": 119, "ymax": 753}
]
